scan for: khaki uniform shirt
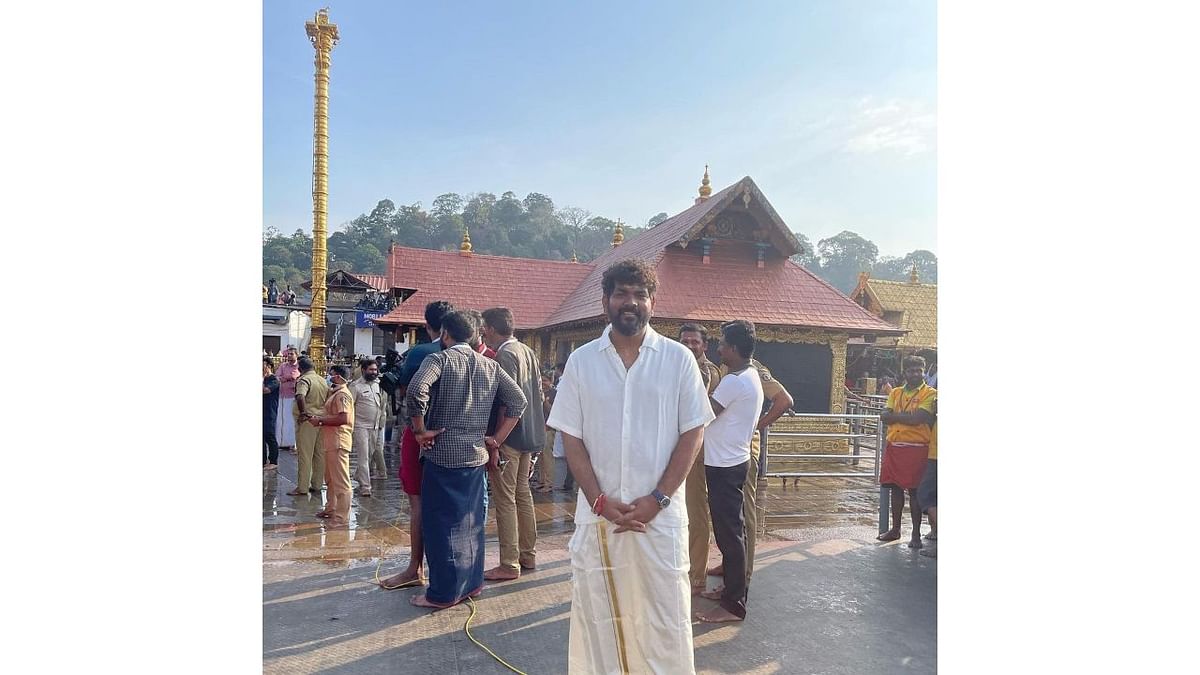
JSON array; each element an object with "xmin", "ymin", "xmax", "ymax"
[
  {"xmin": 292, "ymin": 371, "xmax": 330, "ymax": 424},
  {"xmin": 321, "ymin": 384, "xmax": 355, "ymax": 452},
  {"xmin": 348, "ymin": 377, "xmax": 384, "ymax": 430},
  {"xmin": 698, "ymin": 356, "xmax": 723, "ymax": 396}
]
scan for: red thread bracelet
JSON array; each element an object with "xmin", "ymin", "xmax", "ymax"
[{"xmin": 591, "ymin": 493, "xmax": 607, "ymax": 516}]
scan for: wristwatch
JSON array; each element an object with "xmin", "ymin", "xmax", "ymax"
[{"xmin": 651, "ymin": 488, "xmax": 670, "ymax": 509}]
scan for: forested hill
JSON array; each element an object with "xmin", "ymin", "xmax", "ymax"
[{"xmin": 263, "ymin": 191, "xmax": 936, "ymax": 294}]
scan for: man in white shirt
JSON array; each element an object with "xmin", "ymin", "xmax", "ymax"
[
  {"xmin": 547, "ymin": 259, "xmax": 714, "ymax": 675},
  {"xmin": 696, "ymin": 320, "xmax": 764, "ymax": 624}
]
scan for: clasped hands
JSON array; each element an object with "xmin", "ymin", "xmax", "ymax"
[{"xmin": 601, "ymin": 494, "xmax": 661, "ymax": 534}]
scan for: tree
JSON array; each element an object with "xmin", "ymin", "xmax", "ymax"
[
  {"xmin": 264, "ymin": 191, "xmax": 927, "ymax": 291},
  {"xmin": 872, "ymin": 249, "xmax": 937, "ymax": 283},
  {"xmin": 557, "ymin": 206, "xmax": 591, "ymax": 234},
  {"xmin": 789, "ymin": 231, "xmax": 820, "ymax": 270},
  {"xmin": 817, "ymin": 230, "xmax": 879, "ymax": 293}
]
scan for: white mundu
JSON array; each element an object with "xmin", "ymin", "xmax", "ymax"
[
  {"xmin": 704, "ymin": 366, "xmax": 763, "ymax": 467},
  {"xmin": 548, "ymin": 325, "xmax": 714, "ymax": 675}
]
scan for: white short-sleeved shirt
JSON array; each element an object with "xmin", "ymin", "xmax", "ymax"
[
  {"xmin": 704, "ymin": 366, "xmax": 764, "ymax": 467},
  {"xmin": 546, "ymin": 324, "xmax": 715, "ymax": 526}
]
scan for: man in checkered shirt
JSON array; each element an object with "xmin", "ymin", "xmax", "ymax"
[{"xmin": 406, "ymin": 310, "xmax": 528, "ymax": 609}]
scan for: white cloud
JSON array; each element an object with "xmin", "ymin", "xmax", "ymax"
[{"xmin": 844, "ymin": 98, "xmax": 937, "ymax": 157}]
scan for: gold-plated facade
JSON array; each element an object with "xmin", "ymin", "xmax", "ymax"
[
  {"xmin": 612, "ymin": 219, "xmax": 624, "ymax": 247},
  {"xmin": 305, "ymin": 8, "xmax": 339, "ymax": 372},
  {"xmin": 460, "ymin": 228, "xmax": 473, "ymax": 255}
]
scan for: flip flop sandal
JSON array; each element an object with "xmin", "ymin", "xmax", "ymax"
[{"xmin": 380, "ymin": 576, "xmax": 427, "ymax": 590}]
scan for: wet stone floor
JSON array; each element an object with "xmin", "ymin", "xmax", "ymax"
[{"xmin": 264, "ymin": 442, "xmax": 936, "ymax": 674}]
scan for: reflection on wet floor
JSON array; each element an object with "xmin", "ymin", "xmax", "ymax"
[{"xmin": 264, "ymin": 443, "xmax": 886, "ymax": 565}]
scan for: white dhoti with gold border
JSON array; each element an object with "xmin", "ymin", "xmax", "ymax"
[{"xmin": 568, "ymin": 520, "xmax": 694, "ymax": 675}]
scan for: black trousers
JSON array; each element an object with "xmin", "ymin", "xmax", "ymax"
[
  {"xmin": 263, "ymin": 425, "xmax": 279, "ymax": 465},
  {"xmin": 706, "ymin": 461, "xmax": 749, "ymax": 618}
]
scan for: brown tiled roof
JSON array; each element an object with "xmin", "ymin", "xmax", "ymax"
[
  {"xmin": 545, "ymin": 177, "xmax": 787, "ymax": 326},
  {"xmin": 649, "ymin": 245, "xmax": 903, "ymax": 332},
  {"xmin": 543, "ymin": 176, "xmax": 895, "ymax": 334},
  {"xmin": 862, "ymin": 278, "xmax": 937, "ymax": 348},
  {"xmin": 349, "ymin": 273, "xmax": 389, "ymax": 292},
  {"xmin": 372, "ymin": 248, "xmax": 592, "ymax": 329},
  {"xmin": 371, "ymin": 175, "xmax": 905, "ymax": 337}
]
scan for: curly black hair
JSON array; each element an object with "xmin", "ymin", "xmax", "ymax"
[{"xmin": 601, "ymin": 259, "xmax": 658, "ymax": 297}]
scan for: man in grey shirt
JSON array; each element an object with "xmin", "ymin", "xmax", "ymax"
[
  {"xmin": 406, "ymin": 311, "xmax": 527, "ymax": 609},
  {"xmin": 480, "ymin": 307, "xmax": 547, "ymax": 581}
]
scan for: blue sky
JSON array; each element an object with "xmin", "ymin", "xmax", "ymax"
[{"xmin": 264, "ymin": 0, "xmax": 936, "ymax": 256}]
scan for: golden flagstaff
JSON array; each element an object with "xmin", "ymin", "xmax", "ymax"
[{"xmin": 305, "ymin": 8, "xmax": 338, "ymax": 372}]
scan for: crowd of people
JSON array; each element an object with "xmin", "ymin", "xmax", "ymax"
[
  {"xmin": 260, "ymin": 258, "xmax": 939, "ymax": 673},
  {"xmin": 263, "ymin": 278, "xmax": 299, "ymax": 305},
  {"xmin": 355, "ymin": 290, "xmax": 395, "ymax": 312}
]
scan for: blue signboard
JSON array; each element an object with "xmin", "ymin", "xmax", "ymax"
[{"xmin": 356, "ymin": 310, "xmax": 386, "ymax": 328}]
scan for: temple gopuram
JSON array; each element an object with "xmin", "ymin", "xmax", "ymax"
[{"xmin": 373, "ymin": 171, "xmax": 903, "ymax": 419}]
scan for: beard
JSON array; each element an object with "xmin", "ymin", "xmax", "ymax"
[{"xmin": 608, "ymin": 304, "xmax": 648, "ymax": 336}]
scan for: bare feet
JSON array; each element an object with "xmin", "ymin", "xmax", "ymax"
[
  {"xmin": 286, "ymin": 490, "xmax": 307, "ymax": 496},
  {"xmin": 700, "ymin": 587, "xmax": 725, "ymax": 601},
  {"xmin": 315, "ymin": 510, "xmax": 332, "ymax": 518},
  {"xmin": 323, "ymin": 516, "xmax": 348, "ymax": 527},
  {"xmin": 924, "ymin": 531, "xmax": 937, "ymax": 540},
  {"xmin": 519, "ymin": 559, "xmax": 537, "ymax": 571},
  {"xmin": 483, "ymin": 566, "xmax": 521, "ymax": 581},
  {"xmin": 691, "ymin": 583, "xmax": 706, "ymax": 596},
  {"xmin": 264, "ymin": 464, "xmax": 278, "ymax": 470},
  {"xmin": 908, "ymin": 535, "xmax": 922, "ymax": 550},
  {"xmin": 380, "ymin": 570, "xmax": 426, "ymax": 590},
  {"xmin": 410, "ymin": 587, "xmax": 483, "ymax": 610},
  {"xmin": 876, "ymin": 528, "xmax": 901, "ymax": 542},
  {"xmin": 695, "ymin": 606, "xmax": 744, "ymax": 623},
  {"xmin": 919, "ymin": 542, "xmax": 937, "ymax": 558},
  {"xmin": 706, "ymin": 563, "xmax": 724, "ymax": 577},
  {"xmin": 410, "ymin": 593, "xmax": 456, "ymax": 610}
]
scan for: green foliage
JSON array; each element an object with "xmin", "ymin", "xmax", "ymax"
[
  {"xmin": 263, "ymin": 195, "xmax": 934, "ymax": 293},
  {"xmin": 789, "ymin": 232, "xmax": 820, "ymax": 270},
  {"xmin": 817, "ymin": 231, "xmax": 881, "ymax": 293}
]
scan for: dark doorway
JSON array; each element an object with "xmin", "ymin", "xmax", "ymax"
[{"xmin": 740, "ymin": 342, "xmax": 833, "ymax": 413}]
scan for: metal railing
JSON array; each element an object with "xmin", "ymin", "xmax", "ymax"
[{"xmin": 758, "ymin": 407, "xmax": 889, "ymax": 534}]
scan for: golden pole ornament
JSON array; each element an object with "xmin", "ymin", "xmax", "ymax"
[{"xmin": 305, "ymin": 8, "xmax": 338, "ymax": 373}]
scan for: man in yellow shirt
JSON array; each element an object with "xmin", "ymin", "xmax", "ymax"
[
  {"xmin": 878, "ymin": 355, "xmax": 936, "ymax": 549},
  {"xmin": 287, "ymin": 357, "xmax": 330, "ymax": 497},
  {"xmin": 310, "ymin": 364, "xmax": 355, "ymax": 526}
]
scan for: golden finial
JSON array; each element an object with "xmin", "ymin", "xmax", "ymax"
[
  {"xmin": 612, "ymin": 219, "xmax": 625, "ymax": 247},
  {"xmin": 909, "ymin": 264, "xmax": 919, "ymax": 284},
  {"xmin": 697, "ymin": 164, "xmax": 712, "ymax": 202},
  {"xmin": 570, "ymin": 250, "xmax": 578, "ymax": 263},
  {"xmin": 460, "ymin": 228, "xmax": 473, "ymax": 255}
]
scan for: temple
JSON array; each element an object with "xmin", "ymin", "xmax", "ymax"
[
  {"xmin": 848, "ymin": 268, "xmax": 937, "ymax": 384},
  {"xmin": 372, "ymin": 171, "xmax": 903, "ymax": 415}
]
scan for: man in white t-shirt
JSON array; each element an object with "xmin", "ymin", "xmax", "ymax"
[{"xmin": 696, "ymin": 320, "xmax": 764, "ymax": 624}]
